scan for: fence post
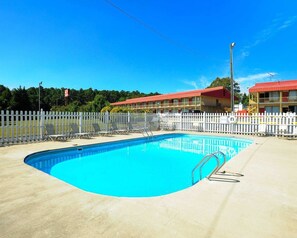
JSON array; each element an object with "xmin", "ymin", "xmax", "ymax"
[
  {"xmin": 79, "ymin": 112, "xmax": 83, "ymax": 133},
  {"xmin": 203, "ymin": 112, "xmax": 206, "ymax": 132},
  {"xmin": 11, "ymin": 110, "xmax": 15, "ymax": 143},
  {"xmin": 105, "ymin": 111, "xmax": 109, "ymax": 132},
  {"xmin": 128, "ymin": 112, "xmax": 130, "ymax": 130},
  {"xmin": 180, "ymin": 113, "xmax": 183, "ymax": 131},
  {"xmin": 145, "ymin": 112, "xmax": 147, "ymax": 129},
  {"xmin": 40, "ymin": 109, "xmax": 45, "ymax": 140}
]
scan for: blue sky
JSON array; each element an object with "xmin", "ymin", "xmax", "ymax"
[{"xmin": 0, "ymin": 0, "xmax": 297, "ymax": 94}]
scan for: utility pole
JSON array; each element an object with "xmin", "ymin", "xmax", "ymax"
[{"xmin": 230, "ymin": 42, "xmax": 235, "ymax": 112}]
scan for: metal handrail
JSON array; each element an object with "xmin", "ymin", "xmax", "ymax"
[
  {"xmin": 211, "ymin": 151, "xmax": 226, "ymax": 174},
  {"xmin": 192, "ymin": 151, "xmax": 226, "ymax": 185},
  {"xmin": 141, "ymin": 127, "xmax": 153, "ymax": 139},
  {"xmin": 147, "ymin": 127, "xmax": 153, "ymax": 137}
]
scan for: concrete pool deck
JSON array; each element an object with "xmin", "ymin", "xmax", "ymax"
[{"xmin": 0, "ymin": 132, "xmax": 297, "ymax": 238}]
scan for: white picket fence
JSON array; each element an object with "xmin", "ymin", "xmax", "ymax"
[
  {"xmin": 0, "ymin": 110, "xmax": 158, "ymax": 146},
  {"xmin": 159, "ymin": 112, "xmax": 297, "ymax": 135},
  {"xmin": 1, "ymin": 110, "xmax": 296, "ymax": 146}
]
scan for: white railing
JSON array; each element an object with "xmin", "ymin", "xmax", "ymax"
[
  {"xmin": 159, "ymin": 112, "xmax": 297, "ymax": 135},
  {"xmin": 1, "ymin": 110, "xmax": 296, "ymax": 146},
  {"xmin": 0, "ymin": 111, "xmax": 159, "ymax": 146}
]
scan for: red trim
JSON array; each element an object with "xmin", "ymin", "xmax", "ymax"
[
  {"xmin": 249, "ymin": 80, "xmax": 297, "ymax": 93},
  {"xmin": 112, "ymin": 86, "xmax": 230, "ymax": 106}
]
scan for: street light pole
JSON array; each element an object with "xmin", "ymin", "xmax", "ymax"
[
  {"xmin": 38, "ymin": 82, "xmax": 42, "ymax": 112},
  {"xmin": 230, "ymin": 42, "xmax": 235, "ymax": 112}
]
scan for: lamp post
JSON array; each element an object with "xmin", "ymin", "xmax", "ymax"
[
  {"xmin": 38, "ymin": 81, "xmax": 42, "ymax": 112},
  {"xmin": 230, "ymin": 42, "xmax": 235, "ymax": 112}
]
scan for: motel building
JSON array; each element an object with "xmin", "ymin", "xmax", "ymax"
[
  {"xmin": 249, "ymin": 79, "xmax": 297, "ymax": 113},
  {"xmin": 111, "ymin": 86, "xmax": 233, "ymax": 113}
]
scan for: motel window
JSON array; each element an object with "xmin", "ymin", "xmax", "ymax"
[
  {"xmin": 182, "ymin": 98, "xmax": 189, "ymax": 105},
  {"xmin": 265, "ymin": 106, "xmax": 280, "ymax": 113},
  {"xmin": 163, "ymin": 100, "xmax": 169, "ymax": 106},
  {"xmin": 192, "ymin": 97, "xmax": 200, "ymax": 103},
  {"xmin": 259, "ymin": 92, "xmax": 269, "ymax": 98},
  {"xmin": 259, "ymin": 92, "xmax": 269, "ymax": 103},
  {"xmin": 289, "ymin": 90, "xmax": 297, "ymax": 101},
  {"xmin": 155, "ymin": 101, "xmax": 161, "ymax": 106},
  {"xmin": 269, "ymin": 92, "xmax": 280, "ymax": 102},
  {"xmin": 173, "ymin": 99, "xmax": 179, "ymax": 105}
]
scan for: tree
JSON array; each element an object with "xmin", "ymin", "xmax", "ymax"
[
  {"xmin": 67, "ymin": 101, "xmax": 81, "ymax": 112},
  {"xmin": 110, "ymin": 106, "xmax": 131, "ymax": 113},
  {"xmin": 101, "ymin": 105, "xmax": 112, "ymax": 112},
  {"xmin": 10, "ymin": 87, "xmax": 31, "ymax": 111},
  {"xmin": 91, "ymin": 94, "xmax": 107, "ymax": 112},
  {"xmin": 0, "ymin": 85, "xmax": 12, "ymax": 110},
  {"xmin": 1, "ymin": 83, "xmax": 161, "ymax": 112},
  {"xmin": 208, "ymin": 77, "xmax": 240, "ymax": 94},
  {"xmin": 241, "ymin": 93, "xmax": 249, "ymax": 107},
  {"xmin": 26, "ymin": 87, "xmax": 39, "ymax": 111}
]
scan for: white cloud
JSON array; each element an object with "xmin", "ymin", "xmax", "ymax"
[
  {"xmin": 240, "ymin": 15, "xmax": 297, "ymax": 60},
  {"xmin": 182, "ymin": 75, "xmax": 210, "ymax": 90},
  {"xmin": 240, "ymin": 50, "xmax": 250, "ymax": 58},
  {"xmin": 198, "ymin": 75, "xmax": 210, "ymax": 88},
  {"xmin": 236, "ymin": 72, "xmax": 278, "ymax": 93},
  {"xmin": 236, "ymin": 72, "xmax": 277, "ymax": 83},
  {"xmin": 278, "ymin": 16, "xmax": 297, "ymax": 30},
  {"xmin": 183, "ymin": 80, "xmax": 198, "ymax": 89}
]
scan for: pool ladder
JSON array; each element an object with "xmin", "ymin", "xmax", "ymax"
[
  {"xmin": 192, "ymin": 151, "xmax": 226, "ymax": 185},
  {"xmin": 142, "ymin": 128, "xmax": 153, "ymax": 139}
]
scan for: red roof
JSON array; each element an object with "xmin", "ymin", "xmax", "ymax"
[
  {"xmin": 249, "ymin": 80, "xmax": 297, "ymax": 93},
  {"xmin": 112, "ymin": 86, "xmax": 230, "ymax": 106}
]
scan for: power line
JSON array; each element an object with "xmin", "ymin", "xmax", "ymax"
[{"xmin": 103, "ymin": 0, "xmax": 201, "ymax": 57}]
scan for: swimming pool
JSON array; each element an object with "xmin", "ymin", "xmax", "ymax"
[{"xmin": 25, "ymin": 134, "xmax": 252, "ymax": 197}]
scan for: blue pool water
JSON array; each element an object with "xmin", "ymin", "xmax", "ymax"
[{"xmin": 25, "ymin": 134, "xmax": 252, "ymax": 197}]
